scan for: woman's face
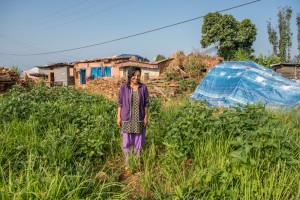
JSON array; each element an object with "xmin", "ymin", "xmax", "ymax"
[{"xmin": 131, "ymin": 70, "xmax": 141, "ymax": 84}]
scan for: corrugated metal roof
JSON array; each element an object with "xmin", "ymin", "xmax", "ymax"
[
  {"xmin": 152, "ymin": 58, "xmax": 173, "ymax": 64},
  {"xmin": 38, "ymin": 62, "xmax": 74, "ymax": 68},
  {"xmin": 271, "ymin": 63, "xmax": 300, "ymax": 67},
  {"xmin": 115, "ymin": 61, "xmax": 158, "ymax": 69},
  {"xmin": 118, "ymin": 54, "xmax": 149, "ymax": 62}
]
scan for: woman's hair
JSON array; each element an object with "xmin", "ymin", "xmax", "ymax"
[{"xmin": 127, "ymin": 66, "xmax": 141, "ymax": 85}]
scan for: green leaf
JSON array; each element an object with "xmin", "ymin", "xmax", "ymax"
[
  {"xmin": 230, "ymin": 151, "xmax": 247, "ymax": 163},
  {"xmin": 286, "ymin": 159, "xmax": 300, "ymax": 165}
]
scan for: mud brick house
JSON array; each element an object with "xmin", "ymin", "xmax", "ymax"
[
  {"xmin": 73, "ymin": 56, "xmax": 129, "ymax": 85},
  {"xmin": 74, "ymin": 54, "xmax": 173, "ymax": 85},
  {"xmin": 271, "ymin": 63, "xmax": 300, "ymax": 81},
  {"xmin": 115, "ymin": 58, "xmax": 173, "ymax": 80},
  {"xmin": 38, "ymin": 63, "xmax": 75, "ymax": 86}
]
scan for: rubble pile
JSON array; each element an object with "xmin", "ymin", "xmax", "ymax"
[
  {"xmin": 145, "ymin": 78, "xmax": 182, "ymax": 99},
  {"xmin": 79, "ymin": 76, "xmax": 185, "ymax": 100},
  {"xmin": 165, "ymin": 52, "xmax": 223, "ymax": 77},
  {"xmin": 78, "ymin": 52, "xmax": 223, "ymax": 100},
  {"xmin": 0, "ymin": 66, "xmax": 19, "ymax": 81},
  {"xmin": 0, "ymin": 66, "xmax": 20, "ymax": 92},
  {"xmin": 201, "ymin": 55, "xmax": 223, "ymax": 71},
  {"xmin": 79, "ymin": 77, "xmax": 126, "ymax": 100}
]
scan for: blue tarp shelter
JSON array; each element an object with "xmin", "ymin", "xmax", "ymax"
[
  {"xmin": 118, "ymin": 54, "xmax": 149, "ymax": 62},
  {"xmin": 190, "ymin": 61, "xmax": 300, "ymax": 109}
]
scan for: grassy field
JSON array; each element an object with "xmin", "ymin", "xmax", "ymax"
[{"xmin": 0, "ymin": 85, "xmax": 299, "ymax": 199}]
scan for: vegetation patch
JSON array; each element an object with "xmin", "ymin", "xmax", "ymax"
[{"xmin": 0, "ymin": 85, "xmax": 299, "ymax": 199}]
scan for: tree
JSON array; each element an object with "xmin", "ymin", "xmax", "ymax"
[
  {"xmin": 267, "ymin": 6, "xmax": 293, "ymax": 63},
  {"xmin": 267, "ymin": 21, "xmax": 279, "ymax": 55},
  {"xmin": 201, "ymin": 12, "xmax": 256, "ymax": 60},
  {"xmin": 253, "ymin": 54, "xmax": 281, "ymax": 68},
  {"xmin": 233, "ymin": 49, "xmax": 251, "ymax": 61},
  {"xmin": 155, "ymin": 54, "xmax": 166, "ymax": 62}
]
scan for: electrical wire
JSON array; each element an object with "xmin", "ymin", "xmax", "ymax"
[
  {"xmin": 11, "ymin": 0, "xmax": 88, "ymax": 31},
  {"xmin": 11, "ymin": 0, "xmax": 130, "ymax": 36},
  {"xmin": 0, "ymin": 34, "xmax": 78, "ymax": 60},
  {"xmin": 0, "ymin": 0, "xmax": 261, "ymax": 56}
]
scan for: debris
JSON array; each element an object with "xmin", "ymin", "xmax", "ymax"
[
  {"xmin": 78, "ymin": 77, "xmax": 126, "ymax": 100},
  {"xmin": 0, "ymin": 66, "xmax": 20, "ymax": 92}
]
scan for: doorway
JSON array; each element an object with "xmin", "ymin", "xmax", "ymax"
[{"xmin": 80, "ymin": 69, "xmax": 86, "ymax": 84}]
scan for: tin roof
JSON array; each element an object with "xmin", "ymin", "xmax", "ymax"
[{"xmin": 270, "ymin": 63, "xmax": 300, "ymax": 67}]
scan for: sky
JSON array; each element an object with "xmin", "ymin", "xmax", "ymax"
[{"xmin": 0, "ymin": 0, "xmax": 299, "ymax": 71}]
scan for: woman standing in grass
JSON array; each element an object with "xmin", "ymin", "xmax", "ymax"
[{"xmin": 117, "ymin": 66, "xmax": 149, "ymax": 164}]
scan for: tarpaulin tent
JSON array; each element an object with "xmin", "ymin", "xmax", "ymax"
[
  {"xmin": 190, "ymin": 61, "xmax": 300, "ymax": 109},
  {"xmin": 24, "ymin": 67, "xmax": 49, "ymax": 78}
]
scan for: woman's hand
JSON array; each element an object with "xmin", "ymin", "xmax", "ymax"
[
  {"xmin": 117, "ymin": 107, "xmax": 122, "ymax": 127},
  {"xmin": 117, "ymin": 117, "xmax": 122, "ymax": 127},
  {"xmin": 143, "ymin": 117, "xmax": 148, "ymax": 127},
  {"xmin": 144, "ymin": 107, "xmax": 148, "ymax": 127}
]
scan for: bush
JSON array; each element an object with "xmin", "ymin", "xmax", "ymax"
[
  {"xmin": 178, "ymin": 78, "xmax": 197, "ymax": 92},
  {"xmin": 253, "ymin": 54, "xmax": 281, "ymax": 68}
]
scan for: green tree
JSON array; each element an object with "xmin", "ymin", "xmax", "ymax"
[
  {"xmin": 233, "ymin": 49, "xmax": 251, "ymax": 61},
  {"xmin": 267, "ymin": 21, "xmax": 279, "ymax": 55},
  {"xmin": 253, "ymin": 54, "xmax": 281, "ymax": 68},
  {"xmin": 155, "ymin": 54, "xmax": 166, "ymax": 62},
  {"xmin": 236, "ymin": 19, "xmax": 257, "ymax": 53},
  {"xmin": 201, "ymin": 12, "xmax": 256, "ymax": 60},
  {"xmin": 267, "ymin": 6, "xmax": 293, "ymax": 62}
]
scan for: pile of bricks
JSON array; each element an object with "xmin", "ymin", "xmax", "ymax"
[
  {"xmin": 145, "ymin": 78, "xmax": 182, "ymax": 99},
  {"xmin": 80, "ymin": 77, "xmax": 126, "ymax": 100},
  {"xmin": 79, "ymin": 76, "xmax": 184, "ymax": 101},
  {"xmin": 0, "ymin": 66, "xmax": 19, "ymax": 81},
  {"xmin": 0, "ymin": 66, "xmax": 20, "ymax": 92}
]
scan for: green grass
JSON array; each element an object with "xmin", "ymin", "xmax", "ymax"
[{"xmin": 0, "ymin": 85, "xmax": 299, "ymax": 199}]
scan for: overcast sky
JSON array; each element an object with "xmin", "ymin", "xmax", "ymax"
[{"xmin": 0, "ymin": 0, "xmax": 299, "ymax": 71}]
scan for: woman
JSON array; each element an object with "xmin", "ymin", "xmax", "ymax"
[{"xmin": 117, "ymin": 66, "xmax": 149, "ymax": 164}]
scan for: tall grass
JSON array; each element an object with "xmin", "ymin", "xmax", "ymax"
[{"xmin": 0, "ymin": 85, "xmax": 299, "ymax": 199}]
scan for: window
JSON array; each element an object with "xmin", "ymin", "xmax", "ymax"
[{"xmin": 69, "ymin": 67, "xmax": 74, "ymax": 77}]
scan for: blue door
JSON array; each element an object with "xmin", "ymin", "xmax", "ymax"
[
  {"xmin": 104, "ymin": 66, "xmax": 111, "ymax": 76},
  {"xmin": 80, "ymin": 69, "xmax": 86, "ymax": 84}
]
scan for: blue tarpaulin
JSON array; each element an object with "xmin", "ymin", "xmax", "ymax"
[{"xmin": 190, "ymin": 61, "xmax": 300, "ymax": 109}]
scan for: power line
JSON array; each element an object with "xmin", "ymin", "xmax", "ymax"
[
  {"xmin": 0, "ymin": 34, "xmax": 78, "ymax": 60},
  {"xmin": 0, "ymin": 0, "xmax": 261, "ymax": 56},
  {"xmin": 0, "ymin": 54, "xmax": 29, "ymax": 67},
  {"xmin": 11, "ymin": 0, "xmax": 88, "ymax": 31},
  {"xmin": 11, "ymin": 0, "xmax": 130, "ymax": 37}
]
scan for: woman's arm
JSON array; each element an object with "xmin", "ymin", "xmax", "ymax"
[
  {"xmin": 117, "ymin": 107, "xmax": 122, "ymax": 127},
  {"xmin": 144, "ymin": 107, "xmax": 148, "ymax": 127},
  {"xmin": 117, "ymin": 84, "xmax": 123, "ymax": 127},
  {"xmin": 144, "ymin": 85, "xmax": 149, "ymax": 127}
]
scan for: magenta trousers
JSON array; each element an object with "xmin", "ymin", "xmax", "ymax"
[{"xmin": 122, "ymin": 128, "xmax": 145, "ymax": 164}]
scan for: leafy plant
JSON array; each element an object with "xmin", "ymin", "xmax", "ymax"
[
  {"xmin": 178, "ymin": 78, "xmax": 197, "ymax": 92},
  {"xmin": 1, "ymin": 85, "xmax": 299, "ymax": 199}
]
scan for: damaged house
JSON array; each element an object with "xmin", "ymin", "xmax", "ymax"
[
  {"xmin": 37, "ymin": 63, "xmax": 75, "ymax": 86},
  {"xmin": 74, "ymin": 54, "xmax": 172, "ymax": 85},
  {"xmin": 271, "ymin": 63, "xmax": 300, "ymax": 81},
  {"xmin": 24, "ymin": 63, "xmax": 75, "ymax": 87}
]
